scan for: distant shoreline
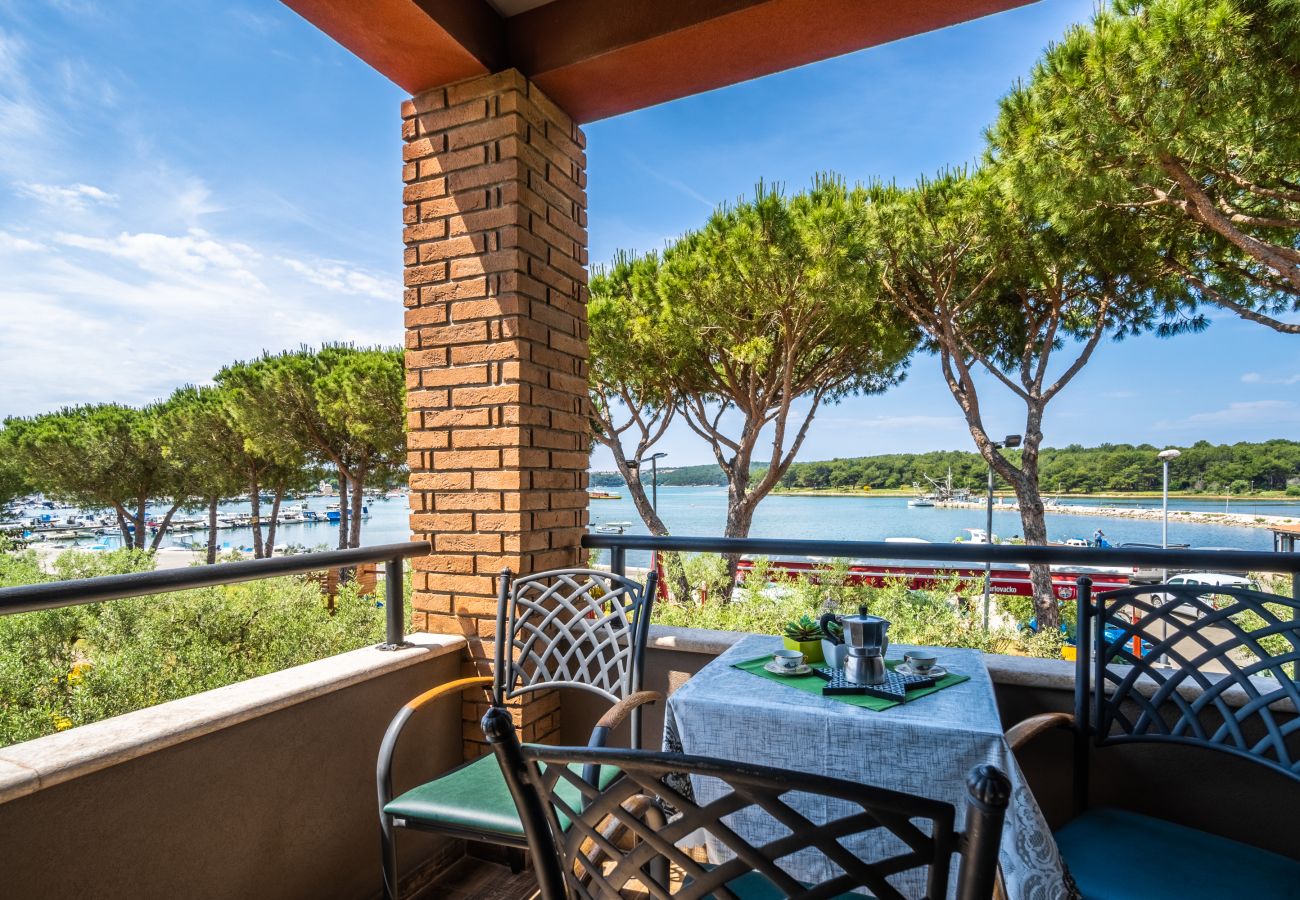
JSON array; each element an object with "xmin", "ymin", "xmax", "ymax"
[{"xmin": 770, "ymin": 488, "xmax": 1300, "ymax": 501}]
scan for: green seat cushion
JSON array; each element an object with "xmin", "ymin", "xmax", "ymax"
[
  {"xmin": 384, "ymin": 753, "xmax": 620, "ymax": 839},
  {"xmin": 1056, "ymin": 807, "xmax": 1300, "ymax": 900}
]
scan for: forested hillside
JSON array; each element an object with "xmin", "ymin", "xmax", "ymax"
[{"xmin": 590, "ymin": 441, "xmax": 1300, "ymax": 494}]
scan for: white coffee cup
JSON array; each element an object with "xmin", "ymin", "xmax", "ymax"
[
  {"xmin": 904, "ymin": 651, "xmax": 938, "ymax": 674},
  {"xmin": 772, "ymin": 649, "xmax": 805, "ymax": 671}
]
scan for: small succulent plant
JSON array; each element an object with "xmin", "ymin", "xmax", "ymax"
[{"xmin": 782, "ymin": 615, "xmax": 824, "ymax": 642}]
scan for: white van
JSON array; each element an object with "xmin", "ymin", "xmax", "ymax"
[{"xmin": 1152, "ymin": 572, "xmax": 1260, "ymax": 617}]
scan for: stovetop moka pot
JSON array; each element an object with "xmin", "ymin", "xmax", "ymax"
[{"xmin": 820, "ymin": 606, "xmax": 891, "ymax": 685}]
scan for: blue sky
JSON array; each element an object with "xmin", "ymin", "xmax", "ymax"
[{"xmin": 0, "ymin": 0, "xmax": 1295, "ymax": 468}]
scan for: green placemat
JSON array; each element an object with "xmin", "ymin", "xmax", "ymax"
[{"xmin": 732, "ymin": 655, "xmax": 970, "ymax": 711}]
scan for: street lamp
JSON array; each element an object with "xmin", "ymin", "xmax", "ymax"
[
  {"xmin": 984, "ymin": 434, "xmax": 1022, "ymax": 629},
  {"xmin": 1157, "ymin": 448, "xmax": 1181, "ymax": 549},
  {"xmin": 637, "ymin": 452, "xmax": 668, "ymax": 512}
]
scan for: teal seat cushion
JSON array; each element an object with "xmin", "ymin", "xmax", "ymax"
[
  {"xmin": 1056, "ymin": 807, "xmax": 1300, "ymax": 900},
  {"xmin": 384, "ymin": 753, "xmax": 620, "ymax": 839},
  {"xmin": 685, "ymin": 868, "xmax": 861, "ymax": 899}
]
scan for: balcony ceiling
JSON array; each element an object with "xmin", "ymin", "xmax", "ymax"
[{"xmin": 279, "ymin": 0, "xmax": 1038, "ymax": 123}]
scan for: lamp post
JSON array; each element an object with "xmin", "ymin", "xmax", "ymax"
[
  {"xmin": 1158, "ymin": 448, "xmax": 1181, "ymax": 586},
  {"xmin": 1157, "ymin": 449, "xmax": 1181, "ymax": 549},
  {"xmin": 638, "ymin": 451, "xmax": 668, "ymax": 512},
  {"xmin": 984, "ymin": 434, "xmax": 1022, "ymax": 630}
]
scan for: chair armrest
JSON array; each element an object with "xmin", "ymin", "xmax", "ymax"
[
  {"xmin": 583, "ymin": 691, "xmax": 664, "ymax": 787},
  {"xmin": 377, "ymin": 676, "xmax": 494, "ymax": 805},
  {"xmin": 595, "ymin": 691, "xmax": 664, "ymax": 733},
  {"xmin": 1005, "ymin": 711, "xmax": 1075, "ymax": 752},
  {"xmin": 405, "ymin": 675, "xmax": 494, "ymax": 713}
]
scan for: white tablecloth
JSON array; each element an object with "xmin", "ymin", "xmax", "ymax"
[{"xmin": 663, "ymin": 635, "xmax": 1070, "ymax": 899}]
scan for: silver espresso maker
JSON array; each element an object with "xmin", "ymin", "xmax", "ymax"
[{"xmin": 820, "ymin": 606, "xmax": 891, "ymax": 685}]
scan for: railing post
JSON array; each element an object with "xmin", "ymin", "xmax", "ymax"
[
  {"xmin": 380, "ymin": 557, "xmax": 409, "ymax": 650},
  {"xmin": 611, "ymin": 545, "xmax": 626, "ymax": 579},
  {"xmin": 1073, "ymin": 577, "xmax": 1092, "ymax": 818},
  {"xmin": 1292, "ymin": 565, "xmax": 1299, "ymax": 682}
]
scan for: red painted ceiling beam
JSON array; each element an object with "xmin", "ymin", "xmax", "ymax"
[{"xmin": 281, "ymin": 0, "xmax": 1039, "ymax": 123}]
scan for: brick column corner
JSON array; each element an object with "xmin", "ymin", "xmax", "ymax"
[{"xmin": 401, "ymin": 69, "xmax": 589, "ymax": 757}]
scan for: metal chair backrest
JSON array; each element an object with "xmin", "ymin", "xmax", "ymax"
[
  {"xmin": 483, "ymin": 706, "xmax": 1010, "ymax": 900},
  {"xmin": 493, "ymin": 567, "xmax": 657, "ymax": 741},
  {"xmin": 1076, "ymin": 577, "xmax": 1300, "ymax": 787}
]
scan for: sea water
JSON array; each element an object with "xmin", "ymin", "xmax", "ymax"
[{"xmin": 30, "ymin": 487, "xmax": 1300, "ymax": 556}]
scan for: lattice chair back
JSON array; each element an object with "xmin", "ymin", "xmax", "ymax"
[
  {"xmin": 483, "ymin": 706, "xmax": 1011, "ymax": 900},
  {"xmin": 493, "ymin": 567, "xmax": 657, "ymax": 744},
  {"xmin": 1077, "ymin": 577, "xmax": 1300, "ymax": 785}
]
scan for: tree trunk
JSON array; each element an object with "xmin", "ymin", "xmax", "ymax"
[
  {"xmin": 1013, "ymin": 479, "xmax": 1059, "ymax": 631},
  {"xmin": 348, "ymin": 466, "xmax": 366, "ymax": 549},
  {"xmin": 249, "ymin": 476, "xmax": 264, "ymax": 558},
  {"xmin": 206, "ymin": 497, "xmax": 219, "ymax": 564},
  {"xmin": 148, "ymin": 502, "xmax": 182, "ymax": 552},
  {"xmin": 720, "ymin": 494, "xmax": 757, "ymax": 601},
  {"xmin": 264, "ymin": 487, "xmax": 285, "ymax": 557},
  {"xmin": 658, "ymin": 551, "xmax": 691, "ymax": 605},
  {"xmin": 113, "ymin": 504, "xmax": 132, "ymax": 549},
  {"xmin": 336, "ymin": 466, "xmax": 349, "ymax": 550},
  {"xmin": 135, "ymin": 497, "xmax": 148, "ymax": 550}
]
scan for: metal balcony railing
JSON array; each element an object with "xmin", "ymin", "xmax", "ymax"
[
  {"xmin": 0, "ymin": 541, "xmax": 429, "ymax": 649},
  {"xmin": 581, "ymin": 533, "xmax": 1300, "ymax": 599}
]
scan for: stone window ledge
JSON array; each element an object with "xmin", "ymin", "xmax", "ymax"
[{"xmin": 0, "ymin": 632, "xmax": 465, "ymax": 805}]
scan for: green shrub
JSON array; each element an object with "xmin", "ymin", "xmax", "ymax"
[
  {"xmin": 649, "ymin": 555, "xmax": 1050, "ymax": 655},
  {"xmin": 0, "ymin": 549, "xmax": 402, "ymax": 747}
]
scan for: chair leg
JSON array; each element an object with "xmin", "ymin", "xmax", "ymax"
[
  {"xmin": 507, "ymin": 847, "xmax": 526, "ymax": 875},
  {"xmin": 380, "ymin": 815, "xmax": 400, "ymax": 900}
]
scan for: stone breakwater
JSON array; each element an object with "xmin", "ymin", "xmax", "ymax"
[{"xmin": 938, "ymin": 500, "xmax": 1299, "ymax": 531}]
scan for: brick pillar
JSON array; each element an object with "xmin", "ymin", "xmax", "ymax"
[{"xmin": 401, "ymin": 70, "xmax": 589, "ymax": 757}]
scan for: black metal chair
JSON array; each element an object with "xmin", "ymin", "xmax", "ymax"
[
  {"xmin": 1008, "ymin": 578, "xmax": 1300, "ymax": 899},
  {"xmin": 377, "ymin": 567, "xmax": 659, "ymax": 899},
  {"xmin": 483, "ymin": 705, "xmax": 1011, "ymax": 900}
]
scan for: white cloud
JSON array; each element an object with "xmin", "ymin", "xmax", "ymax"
[
  {"xmin": 0, "ymin": 227, "xmax": 400, "ymax": 416},
  {"xmin": 18, "ymin": 181, "xmax": 116, "ymax": 210},
  {"xmin": 56, "ymin": 228, "xmax": 260, "ymax": 280},
  {"xmin": 0, "ymin": 230, "xmax": 43, "ymax": 252},
  {"xmin": 0, "ymin": 24, "xmax": 403, "ymax": 419},
  {"xmin": 1241, "ymin": 371, "xmax": 1300, "ymax": 386},
  {"xmin": 280, "ymin": 257, "xmax": 400, "ymax": 301},
  {"xmin": 1175, "ymin": 400, "xmax": 1300, "ymax": 428}
]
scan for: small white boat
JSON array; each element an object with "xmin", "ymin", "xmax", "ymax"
[{"xmin": 907, "ymin": 498, "xmax": 935, "ymax": 508}]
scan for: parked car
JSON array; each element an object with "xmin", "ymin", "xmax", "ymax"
[{"xmin": 1149, "ymin": 572, "xmax": 1260, "ymax": 618}]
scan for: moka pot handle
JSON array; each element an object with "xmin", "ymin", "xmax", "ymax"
[{"xmin": 819, "ymin": 613, "xmax": 843, "ymax": 645}]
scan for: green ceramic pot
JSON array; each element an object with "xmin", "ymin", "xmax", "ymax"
[{"xmin": 781, "ymin": 636, "xmax": 824, "ymax": 664}]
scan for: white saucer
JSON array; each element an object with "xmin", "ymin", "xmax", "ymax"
[
  {"xmin": 764, "ymin": 661, "xmax": 812, "ymax": 677},
  {"xmin": 896, "ymin": 663, "xmax": 947, "ymax": 678}
]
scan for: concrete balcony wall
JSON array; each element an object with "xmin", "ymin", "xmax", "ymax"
[
  {"xmin": 3, "ymin": 622, "xmax": 1296, "ymax": 900},
  {"xmin": 0, "ymin": 634, "xmax": 468, "ymax": 900}
]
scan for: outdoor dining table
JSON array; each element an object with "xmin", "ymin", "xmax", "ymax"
[{"xmin": 663, "ymin": 635, "xmax": 1070, "ymax": 899}]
